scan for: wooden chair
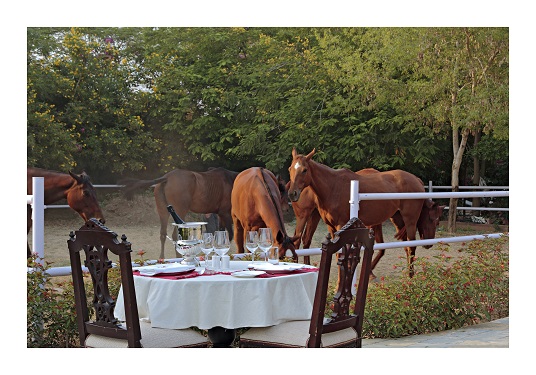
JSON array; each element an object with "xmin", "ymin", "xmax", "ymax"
[
  {"xmin": 68, "ymin": 218, "xmax": 209, "ymax": 348},
  {"xmin": 239, "ymin": 217, "xmax": 375, "ymax": 348}
]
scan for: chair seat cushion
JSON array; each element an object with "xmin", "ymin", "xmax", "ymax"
[
  {"xmin": 239, "ymin": 320, "xmax": 358, "ymax": 348},
  {"xmin": 85, "ymin": 321, "xmax": 209, "ymax": 348}
]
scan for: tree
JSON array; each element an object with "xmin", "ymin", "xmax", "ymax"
[
  {"xmin": 27, "ymin": 27, "xmax": 162, "ymax": 180},
  {"xmin": 405, "ymin": 28, "xmax": 508, "ymax": 231}
]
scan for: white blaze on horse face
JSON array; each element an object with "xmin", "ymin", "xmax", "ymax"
[{"xmin": 293, "ymin": 161, "xmax": 302, "ymax": 170}]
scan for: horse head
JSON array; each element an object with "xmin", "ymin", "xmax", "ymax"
[
  {"xmin": 288, "ymin": 148, "xmax": 316, "ymax": 202},
  {"xmin": 67, "ymin": 171, "xmax": 105, "ymax": 224},
  {"xmin": 275, "ymin": 230, "xmax": 299, "ymax": 260},
  {"xmin": 276, "ymin": 175, "xmax": 291, "ymax": 212},
  {"xmin": 418, "ymin": 199, "xmax": 445, "ymax": 248}
]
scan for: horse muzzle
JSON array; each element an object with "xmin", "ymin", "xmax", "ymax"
[{"xmin": 288, "ymin": 189, "xmax": 301, "ymax": 202}]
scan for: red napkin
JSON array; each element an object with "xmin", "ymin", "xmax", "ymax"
[{"xmin": 133, "ymin": 270, "xmax": 200, "ymax": 280}]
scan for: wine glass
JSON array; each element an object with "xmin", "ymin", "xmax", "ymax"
[
  {"xmin": 213, "ymin": 231, "xmax": 230, "ymax": 269},
  {"xmin": 201, "ymin": 232, "xmax": 214, "ymax": 271},
  {"xmin": 245, "ymin": 231, "xmax": 259, "ymax": 263},
  {"xmin": 258, "ymin": 228, "xmax": 273, "ymax": 262}
]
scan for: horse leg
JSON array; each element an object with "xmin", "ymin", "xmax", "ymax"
[
  {"xmin": 399, "ymin": 214, "xmax": 419, "ymax": 278},
  {"xmin": 232, "ymin": 216, "xmax": 245, "ymax": 253},
  {"xmin": 302, "ymin": 209, "xmax": 321, "ymax": 249},
  {"xmin": 218, "ymin": 212, "xmax": 235, "ymax": 242},
  {"xmin": 369, "ymin": 224, "xmax": 385, "ymax": 280},
  {"xmin": 405, "ymin": 246, "xmax": 417, "ymax": 278},
  {"xmin": 300, "ymin": 209, "xmax": 321, "ymax": 265},
  {"xmin": 158, "ymin": 216, "xmax": 169, "ymax": 260}
]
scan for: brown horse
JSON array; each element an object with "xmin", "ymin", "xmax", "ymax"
[
  {"xmin": 27, "ymin": 167, "xmax": 105, "ymax": 257},
  {"xmin": 289, "ymin": 169, "xmax": 444, "ymax": 275},
  {"xmin": 288, "ymin": 148, "xmax": 429, "ymax": 277},
  {"xmin": 120, "ymin": 167, "xmax": 239, "ymax": 259},
  {"xmin": 231, "ymin": 167, "xmax": 299, "ymax": 259},
  {"xmin": 289, "ymin": 168, "xmax": 380, "ymax": 249}
]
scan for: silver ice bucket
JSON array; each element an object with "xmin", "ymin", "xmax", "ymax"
[{"xmin": 170, "ymin": 222, "xmax": 207, "ymax": 265}]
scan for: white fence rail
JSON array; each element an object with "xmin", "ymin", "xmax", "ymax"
[{"xmin": 27, "ymin": 178, "xmax": 509, "ymax": 277}]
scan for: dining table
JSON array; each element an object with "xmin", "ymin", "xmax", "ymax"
[{"xmin": 114, "ymin": 260, "xmax": 319, "ymax": 347}]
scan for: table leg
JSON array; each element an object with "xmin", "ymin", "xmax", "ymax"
[{"xmin": 207, "ymin": 326, "xmax": 236, "ymax": 347}]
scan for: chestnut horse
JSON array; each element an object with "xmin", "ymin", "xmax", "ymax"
[
  {"xmin": 288, "ymin": 148, "xmax": 429, "ymax": 277},
  {"xmin": 289, "ymin": 169, "xmax": 444, "ymax": 275},
  {"xmin": 231, "ymin": 167, "xmax": 298, "ymax": 259},
  {"xmin": 120, "ymin": 167, "xmax": 239, "ymax": 260},
  {"xmin": 27, "ymin": 167, "xmax": 104, "ymax": 257},
  {"xmin": 289, "ymin": 168, "xmax": 380, "ymax": 249}
]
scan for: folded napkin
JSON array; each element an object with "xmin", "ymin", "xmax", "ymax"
[
  {"xmin": 133, "ymin": 270, "xmax": 200, "ymax": 280},
  {"xmin": 255, "ymin": 267, "xmax": 318, "ymax": 278}
]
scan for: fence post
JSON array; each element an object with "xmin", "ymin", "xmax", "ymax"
[
  {"xmin": 350, "ymin": 180, "xmax": 359, "ymax": 296},
  {"xmin": 31, "ymin": 177, "xmax": 45, "ymax": 264},
  {"xmin": 350, "ymin": 180, "xmax": 359, "ymax": 219}
]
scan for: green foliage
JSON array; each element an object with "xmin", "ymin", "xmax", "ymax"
[
  {"xmin": 357, "ymin": 237, "xmax": 509, "ymax": 338},
  {"xmin": 27, "ymin": 256, "xmax": 80, "ymax": 347},
  {"xmin": 28, "ymin": 27, "xmax": 508, "ymax": 185},
  {"xmin": 27, "ymin": 255, "xmax": 122, "ymax": 348},
  {"xmin": 27, "ymin": 28, "xmax": 162, "ymax": 178}
]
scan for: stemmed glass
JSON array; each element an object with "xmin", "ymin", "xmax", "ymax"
[
  {"xmin": 213, "ymin": 230, "xmax": 230, "ymax": 268},
  {"xmin": 201, "ymin": 232, "xmax": 214, "ymax": 272},
  {"xmin": 245, "ymin": 231, "xmax": 259, "ymax": 263},
  {"xmin": 258, "ymin": 228, "xmax": 273, "ymax": 262}
]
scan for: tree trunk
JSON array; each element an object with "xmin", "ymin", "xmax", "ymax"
[
  {"xmin": 448, "ymin": 127, "xmax": 470, "ymax": 233},
  {"xmin": 472, "ymin": 130, "xmax": 482, "ymax": 208}
]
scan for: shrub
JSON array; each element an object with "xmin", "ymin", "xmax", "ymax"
[
  {"xmin": 27, "ymin": 256, "xmax": 80, "ymax": 347},
  {"xmin": 27, "ymin": 255, "xmax": 122, "ymax": 348},
  {"xmin": 359, "ymin": 236, "xmax": 509, "ymax": 338}
]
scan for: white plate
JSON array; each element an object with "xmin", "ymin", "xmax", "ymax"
[
  {"xmin": 231, "ymin": 270, "xmax": 266, "ymax": 278},
  {"xmin": 135, "ymin": 263, "xmax": 195, "ymax": 276}
]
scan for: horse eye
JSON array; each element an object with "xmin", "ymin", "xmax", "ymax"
[
  {"xmin": 302, "ymin": 168, "xmax": 307, "ymax": 174},
  {"xmin": 83, "ymin": 190, "xmax": 90, "ymax": 197}
]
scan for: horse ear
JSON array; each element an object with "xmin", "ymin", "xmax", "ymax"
[
  {"xmin": 69, "ymin": 171, "xmax": 83, "ymax": 183},
  {"xmin": 292, "ymin": 147, "xmax": 298, "ymax": 158},
  {"xmin": 305, "ymin": 148, "xmax": 316, "ymax": 160}
]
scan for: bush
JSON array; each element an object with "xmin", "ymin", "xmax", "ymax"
[
  {"xmin": 27, "ymin": 256, "xmax": 80, "ymax": 347},
  {"xmin": 27, "ymin": 255, "xmax": 122, "ymax": 348},
  {"xmin": 359, "ymin": 236, "xmax": 509, "ymax": 338}
]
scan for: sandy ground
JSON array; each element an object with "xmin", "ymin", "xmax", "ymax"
[{"xmin": 28, "ymin": 194, "xmax": 508, "ymax": 283}]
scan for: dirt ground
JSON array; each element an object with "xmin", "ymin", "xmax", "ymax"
[{"xmin": 29, "ymin": 193, "xmax": 509, "ymax": 283}]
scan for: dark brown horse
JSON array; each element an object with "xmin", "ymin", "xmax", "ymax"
[
  {"xmin": 231, "ymin": 167, "xmax": 299, "ymax": 259},
  {"xmin": 288, "ymin": 148, "xmax": 430, "ymax": 277},
  {"xmin": 120, "ymin": 168, "xmax": 239, "ymax": 259},
  {"xmin": 27, "ymin": 167, "xmax": 104, "ymax": 257},
  {"xmin": 289, "ymin": 169, "xmax": 444, "ymax": 275}
]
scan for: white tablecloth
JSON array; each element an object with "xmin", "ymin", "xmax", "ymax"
[{"xmin": 114, "ymin": 261, "xmax": 318, "ymax": 330}]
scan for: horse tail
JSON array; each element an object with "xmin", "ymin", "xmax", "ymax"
[
  {"xmin": 118, "ymin": 177, "xmax": 167, "ymax": 200},
  {"xmin": 394, "ymin": 226, "xmax": 407, "ymax": 240}
]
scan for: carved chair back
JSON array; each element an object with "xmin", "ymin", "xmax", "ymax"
[
  {"xmin": 68, "ymin": 218, "xmax": 141, "ymax": 347},
  {"xmin": 308, "ymin": 217, "xmax": 375, "ymax": 347}
]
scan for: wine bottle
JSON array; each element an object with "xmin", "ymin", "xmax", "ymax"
[{"xmin": 167, "ymin": 205, "xmax": 185, "ymax": 224}]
